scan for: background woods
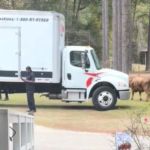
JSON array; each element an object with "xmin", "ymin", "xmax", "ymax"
[{"xmin": 0, "ymin": 0, "xmax": 150, "ymax": 73}]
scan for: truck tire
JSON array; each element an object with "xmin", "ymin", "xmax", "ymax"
[{"xmin": 92, "ymin": 86, "xmax": 117, "ymax": 111}]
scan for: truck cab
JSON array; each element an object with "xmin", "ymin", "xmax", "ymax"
[{"xmin": 62, "ymin": 46, "xmax": 130, "ymax": 110}]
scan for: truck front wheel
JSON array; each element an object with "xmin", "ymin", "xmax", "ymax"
[{"xmin": 92, "ymin": 86, "xmax": 117, "ymax": 111}]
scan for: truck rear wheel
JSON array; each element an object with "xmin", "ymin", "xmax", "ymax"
[{"xmin": 92, "ymin": 86, "xmax": 117, "ymax": 111}]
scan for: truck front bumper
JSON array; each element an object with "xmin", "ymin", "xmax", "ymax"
[{"xmin": 119, "ymin": 90, "xmax": 130, "ymax": 100}]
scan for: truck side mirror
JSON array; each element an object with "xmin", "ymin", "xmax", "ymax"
[
  {"xmin": 81, "ymin": 51, "xmax": 90, "ymax": 70},
  {"xmin": 81, "ymin": 52, "xmax": 86, "ymax": 69}
]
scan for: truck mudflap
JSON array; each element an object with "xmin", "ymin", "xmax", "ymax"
[{"xmin": 119, "ymin": 90, "xmax": 130, "ymax": 100}]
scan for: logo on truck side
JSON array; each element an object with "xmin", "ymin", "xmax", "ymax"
[{"xmin": 85, "ymin": 72, "xmax": 104, "ymax": 88}]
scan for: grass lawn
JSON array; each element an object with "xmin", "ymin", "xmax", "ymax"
[{"xmin": 0, "ymin": 93, "xmax": 150, "ymax": 133}]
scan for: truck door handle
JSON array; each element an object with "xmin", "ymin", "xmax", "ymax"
[
  {"xmin": 67, "ymin": 73, "xmax": 71, "ymax": 80},
  {"xmin": 85, "ymin": 69, "xmax": 89, "ymax": 72}
]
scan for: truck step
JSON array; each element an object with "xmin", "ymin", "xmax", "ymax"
[{"xmin": 62, "ymin": 89, "xmax": 86, "ymax": 101}]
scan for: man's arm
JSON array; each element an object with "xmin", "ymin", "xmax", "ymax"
[
  {"xmin": 21, "ymin": 73, "xmax": 35, "ymax": 83},
  {"xmin": 21, "ymin": 77, "xmax": 34, "ymax": 83}
]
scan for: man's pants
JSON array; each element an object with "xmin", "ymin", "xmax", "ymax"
[{"xmin": 27, "ymin": 91, "xmax": 36, "ymax": 111}]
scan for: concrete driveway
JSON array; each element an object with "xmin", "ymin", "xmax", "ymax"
[
  {"xmin": 35, "ymin": 125, "xmax": 115, "ymax": 150},
  {"xmin": 35, "ymin": 125, "xmax": 150, "ymax": 150}
]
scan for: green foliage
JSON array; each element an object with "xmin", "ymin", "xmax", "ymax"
[
  {"xmin": 0, "ymin": 0, "xmax": 149, "ymax": 63},
  {"xmin": 0, "ymin": 0, "xmax": 102, "ymax": 57},
  {"xmin": 131, "ymin": 0, "xmax": 150, "ymax": 64},
  {"xmin": 0, "ymin": 0, "xmax": 11, "ymax": 8}
]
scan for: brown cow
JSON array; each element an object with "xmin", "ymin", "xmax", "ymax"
[
  {"xmin": 141, "ymin": 76, "xmax": 150, "ymax": 101},
  {"xmin": 129, "ymin": 75, "xmax": 144, "ymax": 101},
  {"xmin": 129, "ymin": 74, "xmax": 150, "ymax": 101}
]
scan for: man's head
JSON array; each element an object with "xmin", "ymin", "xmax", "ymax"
[{"xmin": 26, "ymin": 66, "xmax": 32, "ymax": 72}]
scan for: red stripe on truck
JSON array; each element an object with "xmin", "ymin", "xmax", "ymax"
[
  {"xmin": 86, "ymin": 77, "xmax": 93, "ymax": 87},
  {"xmin": 85, "ymin": 72, "xmax": 104, "ymax": 87},
  {"xmin": 85, "ymin": 73, "xmax": 98, "ymax": 77},
  {"xmin": 85, "ymin": 72, "xmax": 103, "ymax": 77}
]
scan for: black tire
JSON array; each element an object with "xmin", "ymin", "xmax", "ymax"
[{"xmin": 92, "ymin": 86, "xmax": 117, "ymax": 111}]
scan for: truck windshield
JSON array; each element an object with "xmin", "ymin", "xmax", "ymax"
[{"xmin": 91, "ymin": 50, "xmax": 101, "ymax": 70}]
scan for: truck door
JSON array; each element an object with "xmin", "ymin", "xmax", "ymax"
[
  {"xmin": 63, "ymin": 50, "xmax": 91, "ymax": 89},
  {"xmin": 0, "ymin": 27, "xmax": 21, "ymax": 80}
]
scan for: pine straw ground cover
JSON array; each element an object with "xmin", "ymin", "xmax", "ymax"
[{"xmin": 0, "ymin": 93, "xmax": 150, "ymax": 133}]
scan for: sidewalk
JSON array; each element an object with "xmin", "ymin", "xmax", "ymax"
[{"xmin": 34, "ymin": 125, "xmax": 115, "ymax": 150}]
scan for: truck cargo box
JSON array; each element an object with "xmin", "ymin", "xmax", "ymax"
[{"xmin": 0, "ymin": 10, "xmax": 65, "ymax": 83}]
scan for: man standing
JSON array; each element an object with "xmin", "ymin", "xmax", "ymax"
[{"xmin": 22, "ymin": 66, "xmax": 36, "ymax": 113}]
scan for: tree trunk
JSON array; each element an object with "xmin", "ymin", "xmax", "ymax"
[
  {"xmin": 76, "ymin": 0, "xmax": 82, "ymax": 21},
  {"xmin": 72, "ymin": 0, "xmax": 77, "ymax": 25},
  {"xmin": 132, "ymin": 0, "xmax": 138, "ymax": 23},
  {"xmin": 117, "ymin": 0, "xmax": 122, "ymax": 71},
  {"xmin": 112, "ymin": 0, "xmax": 131, "ymax": 73},
  {"xmin": 112, "ymin": 0, "xmax": 118, "ymax": 70},
  {"xmin": 146, "ymin": 10, "xmax": 150, "ymax": 71},
  {"xmin": 11, "ymin": 0, "xmax": 15, "ymax": 9},
  {"xmin": 65, "ymin": 0, "xmax": 69, "ymax": 45},
  {"xmin": 121, "ymin": 0, "xmax": 131, "ymax": 73},
  {"xmin": 65, "ymin": 0, "xmax": 69, "ymax": 17},
  {"xmin": 102, "ymin": 0, "xmax": 109, "ymax": 68}
]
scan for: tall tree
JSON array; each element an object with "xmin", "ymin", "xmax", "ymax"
[
  {"xmin": 112, "ymin": 0, "xmax": 132, "ymax": 73},
  {"xmin": 112, "ymin": 0, "xmax": 119, "ymax": 70},
  {"xmin": 102, "ymin": 0, "xmax": 109, "ymax": 67},
  {"xmin": 121, "ymin": 0, "xmax": 132, "ymax": 73},
  {"xmin": 146, "ymin": 10, "xmax": 150, "ymax": 71},
  {"xmin": 117, "ymin": 0, "xmax": 122, "ymax": 71}
]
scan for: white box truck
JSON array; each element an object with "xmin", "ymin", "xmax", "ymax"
[{"xmin": 0, "ymin": 9, "xmax": 130, "ymax": 110}]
